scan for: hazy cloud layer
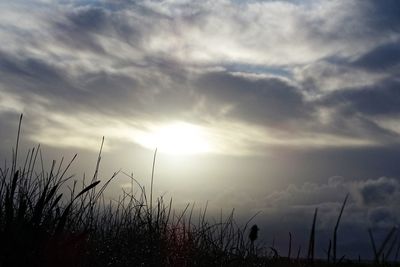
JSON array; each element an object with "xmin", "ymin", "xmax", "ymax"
[{"xmin": 1, "ymin": 0, "xmax": 400, "ymax": 154}]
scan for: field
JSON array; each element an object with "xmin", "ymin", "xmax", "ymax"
[{"xmin": 0, "ymin": 116, "xmax": 398, "ymax": 267}]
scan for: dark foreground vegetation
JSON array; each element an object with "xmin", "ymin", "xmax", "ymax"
[{"xmin": 0, "ymin": 115, "xmax": 399, "ymax": 267}]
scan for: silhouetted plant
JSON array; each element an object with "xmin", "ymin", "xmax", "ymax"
[{"xmin": 0, "ymin": 115, "xmax": 395, "ymax": 267}]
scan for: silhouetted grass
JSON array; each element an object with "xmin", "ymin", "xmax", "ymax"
[{"xmin": 0, "ymin": 115, "xmax": 399, "ymax": 266}]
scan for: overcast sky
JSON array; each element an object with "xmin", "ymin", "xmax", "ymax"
[{"xmin": 1, "ymin": 0, "xmax": 400, "ymax": 259}]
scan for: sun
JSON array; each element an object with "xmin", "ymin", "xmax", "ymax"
[{"xmin": 136, "ymin": 122, "xmax": 213, "ymax": 155}]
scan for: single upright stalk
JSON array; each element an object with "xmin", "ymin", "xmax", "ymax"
[
  {"xmin": 149, "ymin": 148, "xmax": 158, "ymax": 217},
  {"xmin": 369, "ymin": 228, "xmax": 378, "ymax": 263},
  {"xmin": 327, "ymin": 239, "xmax": 332, "ymax": 262},
  {"xmin": 12, "ymin": 114, "xmax": 23, "ymax": 175},
  {"xmin": 333, "ymin": 194, "xmax": 349, "ymax": 263},
  {"xmin": 308, "ymin": 208, "xmax": 318, "ymax": 264}
]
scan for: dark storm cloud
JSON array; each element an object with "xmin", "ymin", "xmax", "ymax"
[
  {"xmin": 322, "ymin": 79, "xmax": 400, "ymax": 117},
  {"xmin": 194, "ymin": 71, "xmax": 312, "ymax": 125},
  {"xmin": 363, "ymin": 0, "xmax": 400, "ymax": 32},
  {"xmin": 58, "ymin": 6, "xmax": 109, "ymax": 52},
  {"xmin": 67, "ymin": 6, "xmax": 109, "ymax": 31},
  {"xmin": 312, "ymin": 107, "xmax": 400, "ymax": 148},
  {"xmin": 352, "ymin": 42, "xmax": 400, "ymax": 71},
  {"xmin": 53, "ymin": 4, "xmax": 144, "ymax": 53},
  {"xmin": 54, "ymin": 24, "xmax": 107, "ymax": 54},
  {"xmin": 0, "ymin": 49, "xmax": 200, "ymax": 123},
  {"xmin": 288, "ymin": 145, "xmax": 400, "ymax": 183},
  {"xmin": 0, "ymin": 51, "xmax": 83, "ymax": 102},
  {"xmin": 368, "ymin": 207, "xmax": 396, "ymax": 228},
  {"xmin": 0, "ymin": 49, "xmax": 140, "ymax": 115},
  {"xmin": 359, "ymin": 177, "xmax": 399, "ymax": 206},
  {"xmin": 0, "ymin": 51, "xmax": 62, "ymax": 82},
  {"xmin": 0, "ymin": 51, "xmax": 86, "ymax": 114}
]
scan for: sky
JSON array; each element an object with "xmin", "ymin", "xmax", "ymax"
[{"xmin": 1, "ymin": 0, "xmax": 400, "ymax": 259}]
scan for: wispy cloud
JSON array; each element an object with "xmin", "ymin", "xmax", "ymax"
[{"xmin": 1, "ymin": 0, "xmax": 400, "ymax": 155}]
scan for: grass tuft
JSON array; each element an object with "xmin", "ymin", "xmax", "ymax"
[{"xmin": 0, "ymin": 115, "xmax": 398, "ymax": 266}]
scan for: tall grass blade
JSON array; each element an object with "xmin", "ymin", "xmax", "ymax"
[
  {"xmin": 368, "ymin": 228, "xmax": 378, "ymax": 263},
  {"xmin": 150, "ymin": 148, "xmax": 157, "ymax": 215},
  {"xmin": 377, "ymin": 226, "xmax": 397, "ymax": 262},
  {"xmin": 74, "ymin": 180, "xmax": 101, "ymax": 200},
  {"xmin": 307, "ymin": 208, "xmax": 318, "ymax": 264},
  {"xmin": 11, "ymin": 114, "xmax": 22, "ymax": 175},
  {"xmin": 333, "ymin": 193, "xmax": 349, "ymax": 263}
]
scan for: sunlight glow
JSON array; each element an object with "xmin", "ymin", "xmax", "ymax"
[{"xmin": 136, "ymin": 122, "xmax": 213, "ymax": 155}]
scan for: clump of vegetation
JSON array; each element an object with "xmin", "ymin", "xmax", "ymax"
[
  {"xmin": 0, "ymin": 115, "xmax": 399, "ymax": 267},
  {"xmin": 0, "ymin": 115, "xmax": 265, "ymax": 267}
]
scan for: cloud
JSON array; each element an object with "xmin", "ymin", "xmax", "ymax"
[
  {"xmin": 262, "ymin": 175, "xmax": 400, "ymax": 226},
  {"xmin": 368, "ymin": 207, "xmax": 396, "ymax": 228},
  {"xmin": 243, "ymin": 175, "xmax": 400, "ymax": 258},
  {"xmin": 194, "ymin": 71, "xmax": 311, "ymax": 125},
  {"xmin": 352, "ymin": 42, "xmax": 400, "ymax": 72},
  {"xmin": 1, "ymin": 0, "xmax": 400, "ymax": 155},
  {"xmin": 294, "ymin": 61, "xmax": 387, "ymax": 93},
  {"xmin": 322, "ymin": 79, "xmax": 400, "ymax": 117},
  {"xmin": 362, "ymin": 0, "xmax": 400, "ymax": 33},
  {"xmin": 210, "ymin": 173, "xmax": 400, "ymax": 259},
  {"xmin": 358, "ymin": 177, "xmax": 400, "ymax": 206}
]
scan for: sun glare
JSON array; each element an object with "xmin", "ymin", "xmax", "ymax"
[{"xmin": 136, "ymin": 122, "xmax": 213, "ymax": 155}]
